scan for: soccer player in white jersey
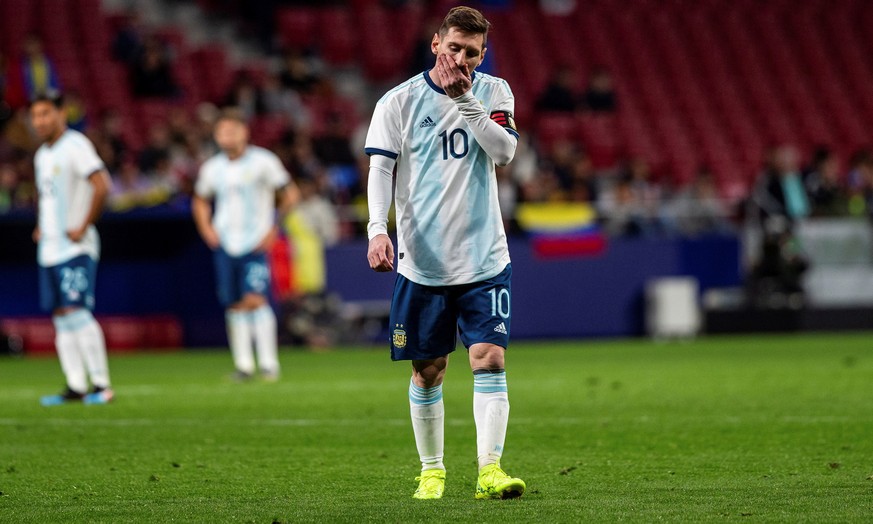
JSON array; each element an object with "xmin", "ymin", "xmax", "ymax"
[
  {"xmin": 193, "ymin": 108, "xmax": 299, "ymax": 381},
  {"xmin": 31, "ymin": 92, "xmax": 114, "ymax": 406},
  {"xmin": 365, "ymin": 6, "xmax": 525, "ymax": 500}
]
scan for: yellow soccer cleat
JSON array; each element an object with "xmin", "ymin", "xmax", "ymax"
[
  {"xmin": 412, "ymin": 468, "xmax": 446, "ymax": 500},
  {"xmin": 474, "ymin": 462, "xmax": 525, "ymax": 500}
]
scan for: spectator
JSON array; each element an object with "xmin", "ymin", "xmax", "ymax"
[
  {"xmin": 667, "ymin": 167, "xmax": 732, "ymax": 236},
  {"xmin": 0, "ymin": 52, "xmax": 12, "ymax": 128},
  {"xmin": 408, "ymin": 18, "xmax": 442, "ymax": 77},
  {"xmin": 260, "ymin": 71, "xmax": 310, "ymax": 129},
  {"xmin": 567, "ymin": 152, "xmax": 597, "ymax": 203},
  {"xmin": 138, "ymin": 124, "xmax": 172, "ymax": 174},
  {"xmin": 279, "ymin": 50, "xmax": 320, "ymax": 95},
  {"xmin": 64, "ymin": 90, "xmax": 88, "ymax": 132},
  {"xmin": 0, "ymin": 163, "xmax": 18, "ymax": 213},
  {"xmin": 600, "ymin": 176, "xmax": 652, "ymax": 237},
  {"xmin": 582, "ymin": 66, "xmax": 617, "ymax": 113},
  {"xmin": 90, "ymin": 109, "xmax": 128, "ymax": 174},
  {"xmin": 624, "ymin": 156, "xmax": 662, "ymax": 218},
  {"xmin": 803, "ymin": 148, "xmax": 848, "ymax": 216},
  {"xmin": 108, "ymin": 158, "xmax": 155, "ymax": 211},
  {"xmin": 849, "ymin": 152, "xmax": 873, "ymax": 217},
  {"xmin": 750, "ymin": 144, "xmax": 810, "ymax": 228},
  {"xmin": 6, "ymin": 34, "xmax": 61, "ymax": 109},
  {"xmin": 224, "ymin": 71, "xmax": 265, "ymax": 121},
  {"xmin": 535, "ymin": 66, "xmax": 578, "ymax": 113},
  {"xmin": 112, "ymin": 11, "xmax": 145, "ymax": 64},
  {"xmin": 130, "ymin": 36, "xmax": 178, "ymax": 98}
]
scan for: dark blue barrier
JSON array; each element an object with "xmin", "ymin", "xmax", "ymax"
[
  {"xmin": 326, "ymin": 235, "xmax": 741, "ymax": 339},
  {"xmin": 1, "ymin": 212, "xmax": 741, "ymax": 344}
]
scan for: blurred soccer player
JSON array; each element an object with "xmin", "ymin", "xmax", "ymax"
[
  {"xmin": 365, "ymin": 6, "xmax": 525, "ymax": 500},
  {"xmin": 193, "ymin": 109, "xmax": 298, "ymax": 381},
  {"xmin": 31, "ymin": 91, "xmax": 114, "ymax": 406}
]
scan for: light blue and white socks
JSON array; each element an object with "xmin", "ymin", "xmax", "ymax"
[
  {"xmin": 473, "ymin": 369, "xmax": 510, "ymax": 469},
  {"xmin": 226, "ymin": 309, "xmax": 255, "ymax": 374},
  {"xmin": 53, "ymin": 309, "xmax": 110, "ymax": 393},
  {"xmin": 409, "ymin": 379, "xmax": 445, "ymax": 472},
  {"xmin": 226, "ymin": 305, "xmax": 280, "ymax": 376},
  {"xmin": 251, "ymin": 304, "xmax": 279, "ymax": 375}
]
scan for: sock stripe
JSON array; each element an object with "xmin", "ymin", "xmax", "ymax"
[
  {"xmin": 474, "ymin": 372, "xmax": 507, "ymax": 393},
  {"xmin": 409, "ymin": 380, "xmax": 443, "ymax": 405},
  {"xmin": 251, "ymin": 305, "xmax": 273, "ymax": 321},
  {"xmin": 64, "ymin": 309, "xmax": 94, "ymax": 331}
]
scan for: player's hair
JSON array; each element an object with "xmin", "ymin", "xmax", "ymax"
[
  {"xmin": 439, "ymin": 6, "xmax": 491, "ymax": 44},
  {"xmin": 29, "ymin": 90, "xmax": 64, "ymax": 109},
  {"xmin": 215, "ymin": 107, "xmax": 247, "ymax": 126}
]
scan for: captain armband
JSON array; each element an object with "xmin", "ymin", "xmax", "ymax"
[{"xmin": 489, "ymin": 110, "xmax": 518, "ymax": 133}]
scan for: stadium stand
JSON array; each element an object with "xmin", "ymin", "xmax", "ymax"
[{"xmin": 3, "ymin": 0, "xmax": 873, "ymax": 209}]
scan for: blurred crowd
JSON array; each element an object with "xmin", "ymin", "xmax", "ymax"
[{"xmin": 2, "ymin": 10, "xmax": 873, "ymax": 244}]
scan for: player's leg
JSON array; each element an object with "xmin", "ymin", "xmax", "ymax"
[
  {"xmin": 62, "ymin": 256, "xmax": 112, "ymax": 403},
  {"xmin": 241, "ymin": 255, "xmax": 279, "ymax": 380},
  {"xmin": 391, "ymin": 274, "xmax": 456, "ymax": 499},
  {"xmin": 216, "ymin": 249, "xmax": 255, "ymax": 378},
  {"xmin": 409, "ymin": 357, "xmax": 448, "ymax": 499},
  {"xmin": 457, "ymin": 264, "xmax": 524, "ymax": 499},
  {"xmin": 39, "ymin": 262, "xmax": 87, "ymax": 405},
  {"xmin": 469, "ymin": 343, "xmax": 509, "ymax": 470}
]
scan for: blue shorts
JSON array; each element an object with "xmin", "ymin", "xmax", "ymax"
[
  {"xmin": 213, "ymin": 249, "xmax": 270, "ymax": 306},
  {"xmin": 389, "ymin": 264, "xmax": 512, "ymax": 361},
  {"xmin": 39, "ymin": 255, "xmax": 97, "ymax": 312}
]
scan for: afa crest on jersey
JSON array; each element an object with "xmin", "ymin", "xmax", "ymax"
[{"xmin": 393, "ymin": 324, "xmax": 407, "ymax": 349}]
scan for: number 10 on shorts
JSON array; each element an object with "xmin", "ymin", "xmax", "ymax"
[{"xmin": 489, "ymin": 288, "xmax": 510, "ymax": 319}]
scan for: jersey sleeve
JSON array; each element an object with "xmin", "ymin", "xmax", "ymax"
[
  {"xmin": 71, "ymin": 135, "xmax": 106, "ymax": 179},
  {"xmin": 489, "ymin": 80, "xmax": 519, "ymax": 138},
  {"xmin": 263, "ymin": 151, "xmax": 292, "ymax": 188},
  {"xmin": 364, "ymin": 94, "xmax": 402, "ymax": 160},
  {"xmin": 194, "ymin": 163, "xmax": 214, "ymax": 198}
]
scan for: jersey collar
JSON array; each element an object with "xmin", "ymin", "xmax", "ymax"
[{"xmin": 423, "ymin": 70, "xmax": 477, "ymax": 96}]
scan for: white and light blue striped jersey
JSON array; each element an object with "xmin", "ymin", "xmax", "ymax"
[
  {"xmin": 35, "ymin": 129, "xmax": 105, "ymax": 267},
  {"xmin": 195, "ymin": 146, "xmax": 290, "ymax": 256},
  {"xmin": 365, "ymin": 71, "xmax": 517, "ymax": 287}
]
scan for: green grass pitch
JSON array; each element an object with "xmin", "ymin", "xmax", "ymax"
[{"xmin": 1, "ymin": 333, "xmax": 872, "ymax": 522}]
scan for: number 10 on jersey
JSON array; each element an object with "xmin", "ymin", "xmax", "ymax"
[{"xmin": 439, "ymin": 129, "xmax": 469, "ymax": 159}]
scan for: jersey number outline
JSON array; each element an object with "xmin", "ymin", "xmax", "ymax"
[
  {"xmin": 60, "ymin": 267, "xmax": 88, "ymax": 295},
  {"xmin": 489, "ymin": 288, "xmax": 510, "ymax": 319},
  {"xmin": 439, "ymin": 129, "xmax": 469, "ymax": 160}
]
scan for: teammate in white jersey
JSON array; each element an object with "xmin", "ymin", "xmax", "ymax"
[
  {"xmin": 193, "ymin": 108, "xmax": 299, "ymax": 381},
  {"xmin": 31, "ymin": 92, "xmax": 114, "ymax": 406},
  {"xmin": 365, "ymin": 6, "xmax": 524, "ymax": 500}
]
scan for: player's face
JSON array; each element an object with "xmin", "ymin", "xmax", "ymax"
[
  {"xmin": 30, "ymin": 101, "xmax": 66, "ymax": 143},
  {"xmin": 432, "ymin": 27, "xmax": 486, "ymax": 75},
  {"xmin": 214, "ymin": 118, "xmax": 249, "ymax": 154}
]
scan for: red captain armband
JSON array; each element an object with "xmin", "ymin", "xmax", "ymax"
[{"xmin": 490, "ymin": 110, "xmax": 518, "ymax": 133}]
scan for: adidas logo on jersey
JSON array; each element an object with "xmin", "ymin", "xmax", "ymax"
[
  {"xmin": 494, "ymin": 322, "xmax": 508, "ymax": 335},
  {"xmin": 419, "ymin": 116, "xmax": 436, "ymax": 128}
]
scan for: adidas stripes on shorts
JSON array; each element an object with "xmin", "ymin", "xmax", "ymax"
[{"xmin": 388, "ymin": 264, "xmax": 511, "ymax": 361}]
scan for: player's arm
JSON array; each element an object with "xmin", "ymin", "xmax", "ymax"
[
  {"xmin": 254, "ymin": 182, "xmax": 300, "ymax": 253},
  {"xmin": 366, "ymin": 154, "xmax": 395, "ymax": 272},
  {"xmin": 436, "ymin": 55, "xmax": 518, "ymax": 166},
  {"xmin": 68, "ymin": 170, "xmax": 110, "ymax": 242},
  {"xmin": 276, "ymin": 182, "xmax": 300, "ymax": 218},
  {"xmin": 192, "ymin": 194, "xmax": 220, "ymax": 250}
]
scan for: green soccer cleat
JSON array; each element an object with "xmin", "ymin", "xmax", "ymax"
[
  {"xmin": 475, "ymin": 462, "xmax": 525, "ymax": 500},
  {"xmin": 412, "ymin": 468, "xmax": 446, "ymax": 500}
]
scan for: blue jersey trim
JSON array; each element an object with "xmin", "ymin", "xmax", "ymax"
[
  {"xmin": 423, "ymin": 71, "xmax": 445, "ymax": 95},
  {"xmin": 365, "ymin": 147, "xmax": 399, "ymax": 159},
  {"xmin": 506, "ymin": 128, "xmax": 520, "ymax": 139},
  {"xmin": 422, "ymin": 70, "xmax": 478, "ymax": 96}
]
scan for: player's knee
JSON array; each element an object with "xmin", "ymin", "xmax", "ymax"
[
  {"xmin": 411, "ymin": 359, "xmax": 447, "ymax": 388},
  {"xmin": 236, "ymin": 293, "xmax": 267, "ymax": 311},
  {"xmin": 469, "ymin": 343, "xmax": 505, "ymax": 370}
]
